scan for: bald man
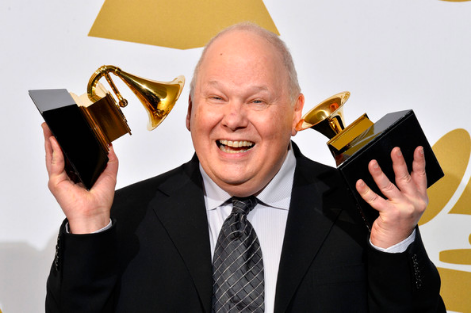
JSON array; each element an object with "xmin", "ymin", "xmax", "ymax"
[{"xmin": 44, "ymin": 23, "xmax": 445, "ymax": 312}]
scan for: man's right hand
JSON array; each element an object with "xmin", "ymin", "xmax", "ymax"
[{"xmin": 42, "ymin": 123, "xmax": 118, "ymax": 234}]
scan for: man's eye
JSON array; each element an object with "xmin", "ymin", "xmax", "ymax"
[
  {"xmin": 208, "ymin": 96, "xmax": 224, "ymax": 102},
  {"xmin": 249, "ymin": 99, "xmax": 268, "ymax": 110}
]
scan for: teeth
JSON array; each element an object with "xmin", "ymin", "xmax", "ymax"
[
  {"xmin": 218, "ymin": 140, "xmax": 254, "ymax": 153},
  {"xmin": 219, "ymin": 140, "xmax": 254, "ymax": 148}
]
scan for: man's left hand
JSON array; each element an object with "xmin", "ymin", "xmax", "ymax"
[{"xmin": 356, "ymin": 146, "xmax": 428, "ymax": 249}]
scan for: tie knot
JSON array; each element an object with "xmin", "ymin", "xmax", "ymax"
[{"xmin": 231, "ymin": 196, "xmax": 257, "ymax": 215}]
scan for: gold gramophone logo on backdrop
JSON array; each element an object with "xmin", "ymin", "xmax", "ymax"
[
  {"xmin": 88, "ymin": 0, "xmax": 278, "ymax": 49},
  {"xmin": 424, "ymin": 129, "xmax": 471, "ymax": 313}
]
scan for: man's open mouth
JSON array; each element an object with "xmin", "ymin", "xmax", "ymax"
[{"xmin": 217, "ymin": 140, "xmax": 255, "ymax": 154}]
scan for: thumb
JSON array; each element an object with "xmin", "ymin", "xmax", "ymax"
[{"xmin": 93, "ymin": 145, "xmax": 119, "ymax": 189}]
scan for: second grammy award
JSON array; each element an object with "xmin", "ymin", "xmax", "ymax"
[
  {"xmin": 30, "ymin": 65, "xmax": 185, "ymax": 190},
  {"xmin": 296, "ymin": 92, "xmax": 444, "ymax": 228}
]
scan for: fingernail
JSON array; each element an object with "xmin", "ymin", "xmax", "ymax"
[
  {"xmin": 372, "ymin": 161, "xmax": 379, "ymax": 169},
  {"xmin": 396, "ymin": 148, "xmax": 402, "ymax": 157},
  {"xmin": 419, "ymin": 146, "xmax": 424, "ymax": 155}
]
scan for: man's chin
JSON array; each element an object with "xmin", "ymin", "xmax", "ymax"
[
  {"xmin": 217, "ymin": 176, "xmax": 250, "ymax": 188},
  {"xmin": 214, "ymin": 175, "xmax": 269, "ymax": 197}
]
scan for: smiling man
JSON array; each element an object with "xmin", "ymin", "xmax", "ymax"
[
  {"xmin": 43, "ymin": 23, "xmax": 445, "ymax": 312},
  {"xmin": 187, "ymin": 26, "xmax": 303, "ymax": 198}
]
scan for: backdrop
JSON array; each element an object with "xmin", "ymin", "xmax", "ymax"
[{"xmin": 1, "ymin": 0, "xmax": 470, "ymax": 312}]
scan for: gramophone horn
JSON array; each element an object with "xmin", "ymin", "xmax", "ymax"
[
  {"xmin": 87, "ymin": 65, "xmax": 185, "ymax": 131},
  {"xmin": 295, "ymin": 91, "xmax": 350, "ymax": 139}
]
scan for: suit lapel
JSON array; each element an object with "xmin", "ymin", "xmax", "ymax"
[
  {"xmin": 151, "ymin": 157, "xmax": 213, "ymax": 313},
  {"xmin": 274, "ymin": 147, "xmax": 343, "ymax": 313}
]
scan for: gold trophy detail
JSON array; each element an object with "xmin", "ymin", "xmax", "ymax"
[
  {"xmin": 30, "ymin": 65, "xmax": 185, "ymax": 189},
  {"xmin": 296, "ymin": 91, "xmax": 444, "ymax": 228}
]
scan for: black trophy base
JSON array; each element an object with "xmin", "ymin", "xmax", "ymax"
[
  {"xmin": 30, "ymin": 89, "xmax": 109, "ymax": 190},
  {"xmin": 337, "ymin": 110, "xmax": 444, "ymax": 229}
]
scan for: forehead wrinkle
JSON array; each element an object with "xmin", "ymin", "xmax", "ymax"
[{"xmin": 203, "ymin": 80, "xmax": 270, "ymax": 94}]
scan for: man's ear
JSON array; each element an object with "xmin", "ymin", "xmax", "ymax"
[
  {"xmin": 291, "ymin": 93, "xmax": 305, "ymax": 136},
  {"xmin": 186, "ymin": 95, "xmax": 193, "ymax": 131}
]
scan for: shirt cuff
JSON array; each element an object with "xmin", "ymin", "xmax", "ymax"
[
  {"xmin": 65, "ymin": 219, "xmax": 113, "ymax": 234},
  {"xmin": 370, "ymin": 229, "xmax": 416, "ymax": 253}
]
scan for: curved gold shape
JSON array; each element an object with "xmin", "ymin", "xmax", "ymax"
[
  {"xmin": 419, "ymin": 129, "xmax": 471, "ymax": 312},
  {"xmin": 87, "ymin": 65, "xmax": 185, "ymax": 130},
  {"xmin": 295, "ymin": 91, "xmax": 350, "ymax": 139},
  {"xmin": 437, "ymin": 267, "xmax": 471, "ymax": 312},
  {"xmin": 420, "ymin": 129, "xmax": 471, "ymax": 225},
  {"xmin": 89, "ymin": 0, "xmax": 279, "ymax": 49}
]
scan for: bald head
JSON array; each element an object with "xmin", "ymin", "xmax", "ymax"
[{"xmin": 190, "ymin": 22, "xmax": 301, "ymax": 104}]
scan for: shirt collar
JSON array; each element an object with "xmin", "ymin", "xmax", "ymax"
[{"xmin": 200, "ymin": 144, "xmax": 297, "ymax": 211}]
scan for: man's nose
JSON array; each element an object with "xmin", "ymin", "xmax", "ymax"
[{"xmin": 221, "ymin": 101, "xmax": 249, "ymax": 131}]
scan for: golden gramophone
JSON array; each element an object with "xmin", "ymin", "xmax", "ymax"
[
  {"xmin": 30, "ymin": 65, "xmax": 185, "ymax": 189},
  {"xmin": 296, "ymin": 91, "xmax": 444, "ymax": 228},
  {"xmin": 296, "ymin": 91, "xmax": 375, "ymax": 166}
]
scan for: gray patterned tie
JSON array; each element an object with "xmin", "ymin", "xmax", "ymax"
[{"xmin": 212, "ymin": 196, "xmax": 265, "ymax": 313}]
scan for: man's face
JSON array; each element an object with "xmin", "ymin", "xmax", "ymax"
[{"xmin": 187, "ymin": 30, "xmax": 304, "ymax": 197}]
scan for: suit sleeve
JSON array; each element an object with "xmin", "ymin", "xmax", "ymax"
[
  {"xmin": 45, "ymin": 219, "xmax": 119, "ymax": 313},
  {"xmin": 367, "ymin": 227, "xmax": 446, "ymax": 312}
]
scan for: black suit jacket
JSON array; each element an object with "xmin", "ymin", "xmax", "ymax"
[{"xmin": 46, "ymin": 144, "xmax": 445, "ymax": 312}]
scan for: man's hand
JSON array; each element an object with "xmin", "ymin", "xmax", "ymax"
[
  {"xmin": 355, "ymin": 146, "xmax": 428, "ymax": 249},
  {"xmin": 42, "ymin": 123, "xmax": 118, "ymax": 234}
]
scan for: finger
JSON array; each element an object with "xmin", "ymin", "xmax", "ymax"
[
  {"xmin": 41, "ymin": 122, "xmax": 52, "ymax": 137},
  {"xmin": 48, "ymin": 135, "xmax": 66, "ymax": 177},
  {"xmin": 93, "ymin": 145, "xmax": 119, "ymax": 189},
  {"xmin": 368, "ymin": 159, "xmax": 402, "ymax": 201},
  {"xmin": 103, "ymin": 145, "xmax": 119, "ymax": 177},
  {"xmin": 107, "ymin": 144, "xmax": 118, "ymax": 165},
  {"xmin": 391, "ymin": 147, "xmax": 413, "ymax": 190},
  {"xmin": 41, "ymin": 123, "xmax": 53, "ymax": 174},
  {"xmin": 411, "ymin": 146, "xmax": 428, "ymax": 193},
  {"xmin": 356, "ymin": 178, "xmax": 387, "ymax": 212}
]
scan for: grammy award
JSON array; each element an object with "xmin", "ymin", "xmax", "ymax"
[
  {"xmin": 296, "ymin": 92, "xmax": 444, "ymax": 229},
  {"xmin": 30, "ymin": 65, "xmax": 185, "ymax": 190}
]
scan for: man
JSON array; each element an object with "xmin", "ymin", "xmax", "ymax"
[{"xmin": 43, "ymin": 23, "xmax": 445, "ymax": 312}]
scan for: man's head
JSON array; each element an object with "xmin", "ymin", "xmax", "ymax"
[
  {"xmin": 186, "ymin": 23, "xmax": 304, "ymax": 197},
  {"xmin": 190, "ymin": 23, "xmax": 301, "ymax": 104}
]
